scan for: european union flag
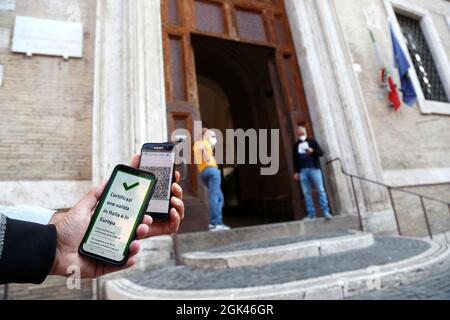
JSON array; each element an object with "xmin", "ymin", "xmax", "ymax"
[{"xmin": 390, "ymin": 25, "xmax": 417, "ymax": 107}]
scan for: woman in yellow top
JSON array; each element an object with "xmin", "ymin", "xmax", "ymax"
[{"xmin": 193, "ymin": 128, "xmax": 229, "ymax": 231}]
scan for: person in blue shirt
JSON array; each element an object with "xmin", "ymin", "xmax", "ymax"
[{"xmin": 293, "ymin": 126, "xmax": 332, "ymax": 220}]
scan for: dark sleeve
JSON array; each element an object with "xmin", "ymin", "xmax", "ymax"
[
  {"xmin": 293, "ymin": 143, "xmax": 300, "ymax": 173},
  {"xmin": 311, "ymin": 139, "xmax": 324, "ymax": 157},
  {"xmin": 0, "ymin": 216, "xmax": 57, "ymax": 285}
]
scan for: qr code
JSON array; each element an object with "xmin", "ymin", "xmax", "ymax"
[{"xmin": 146, "ymin": 167, "xmax": 172, "ymax": 200}]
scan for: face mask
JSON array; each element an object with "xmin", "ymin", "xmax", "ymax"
[
  {"xmin": 299, "ymin": 135, "xmax": 307, "ymax": 142},
  {"xmin": 209, "ymin": 137, "xmax": 218, "ymax": 147}
]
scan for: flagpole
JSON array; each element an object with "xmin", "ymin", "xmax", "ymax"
[
  {"xmin": 363, "ymin": 10, "xmax": 384, "ymax": 73},
  {"xmin": 363, "ymin": 9, "xmax": 402, "ymax": 111},
  {"xmin": 363, "ymin": 9, "xmax": 386, "ymax": 84}
]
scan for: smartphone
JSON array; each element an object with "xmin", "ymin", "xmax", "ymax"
[
  {"xmin": 139, "ymin": 143, "xmax": 176, "ymax": 221},
  {"xmin": 79, "ymin": 164, "xmax": 157, "ymax": 266}
]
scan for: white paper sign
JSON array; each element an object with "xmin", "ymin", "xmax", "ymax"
[
  {"xmin": 0, "ymin": 28, "xmax": 10, "ymax": 48},
  {"xmin": 12, "ymin": 15, "xmax": 83, "ymax": 59},
  {"xmin": 0, "ymin": 0, "xmax": 15, "ymax": 11}
]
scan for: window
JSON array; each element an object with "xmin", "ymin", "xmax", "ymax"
[{"xmin": 396, "ymin": 13, "xmax": 449, "ymax": 103}]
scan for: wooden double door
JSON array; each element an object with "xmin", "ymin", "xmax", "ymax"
[{"xmin": 162, "ymin": 0, "xmax": 313, "ymax": 232}]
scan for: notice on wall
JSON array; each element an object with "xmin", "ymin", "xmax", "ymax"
[
  {"xmin": 0, "ymin": 0, "xmax": 15, "ymax": 11},
  {"xmin": 0, "ymin": 28, "xmax": 10, "ymax": 48},
  {"xmin": 12, "ymin": 15, "xmax": 83, "ymax": 59}
]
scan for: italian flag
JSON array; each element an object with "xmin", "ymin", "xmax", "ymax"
[{"xmin": 365, "ymin": 11, "xmax": 401, "ymax": 111}]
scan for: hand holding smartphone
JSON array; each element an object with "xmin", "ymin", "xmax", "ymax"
[
  {"xmin": 139, "ymin": 143, "xmax": 176, "ymax": 221},
  {"xmin": 79, "ymin": 165, "xmax": 157, "ymax": 266}
]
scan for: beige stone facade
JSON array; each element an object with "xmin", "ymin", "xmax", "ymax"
[
  {"xmin": 0, "ymin": 0, "xmax": 449, "ymax": 233},
  {"xmin": 334, "ymin": 0, "xmax": 450, "ymax": 235},
  {"xmin": 0, "ymin": 0, "xmax": 96, "ymax": 181},
  {"xmin": 0, "ymin": 0, "xmax": 449, "ymax": 299}
]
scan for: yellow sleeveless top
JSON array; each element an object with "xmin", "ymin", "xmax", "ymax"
[{"xmin": 193, "ymin": 139, "xmax": 218, "ymax": 173}]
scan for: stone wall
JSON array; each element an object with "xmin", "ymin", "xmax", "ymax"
[
  {"xmin": 333, "ymin": 0, "xmax": 450, "ymax": 236},
  {"xmin": 0, "ymin": 0, "xmax": 96, "ymax": 181},
  {"xmin": 0, "ymin": 0, "xmax": 97, "ymax": 300},
  {"xmin": 334, "ymin": 0, "xmax": 450, "ymax": 171},
  {"xmin": 393, "ymin": 183, "xmax": 450, "ymax": 237}
]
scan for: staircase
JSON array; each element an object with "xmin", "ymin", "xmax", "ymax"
[{"xmin": 103, "ymin": 216, "xmax": 450, "ymax": 300}]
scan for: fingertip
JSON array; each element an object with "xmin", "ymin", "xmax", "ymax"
[
  {"xmin": 126, "ymin": 257, "xmax": 137, "ymax": 268},
  {"xmin": 129, "ymin": 240, "xmax": 140, "ymax": 255},
  {"xmin": 174, "ymin": 170, "xmax": 181, "ymax": 183},
  {"xmin": 173, "ymin": 206, "xmax": 184, "ymax": 221},
  {"xmin": 136, "ymin": 224, "xmax": 149, "ymax": 239},
  {"xmin": 170, "ymin": 196, "xmax": 180, "ymax": 206},
  {"xmin": 142, "ymin": 214, "xmax": 153, "ymax": 226},
  {"xmin": 170, "ymin": 208, "xmax": 180, "ymax": 233},
  {"xmin": 172, "ymin": 183, "xmax": 182, "ymax": 195},
  {"xmin": 130, "ymin": 154, "xmax": 141, "ymax": 169},
  {"xmin": 170, "ymin": 207, "xmax": 180, "ymax": 220}
]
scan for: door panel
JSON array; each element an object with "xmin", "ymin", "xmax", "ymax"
[
  {"xmin": 268, "ymin": 57, "xmax": 306, "ymax": 219},
  {"xmin": 167, "ymin": 101, "xmax": 210, "ymax": 232}
]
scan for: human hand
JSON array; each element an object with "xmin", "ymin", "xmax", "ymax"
[
  {"xmin": 49, "ymin": 180, "xmax": 141, "ymax": 278},
  {"xmin": 49, "ymin": 154, "xmax": 185, "ymax": 279},
  {"xmin": 306, "ymin": 148, "xmax": 314, "ymax": 155},
  {"xmin": 293, "ymin": 173, "xmax": 299, "ymax": 181},
  {"xmin": 128, "ymin": 154, "xmax": 185, "ymax": 238}
]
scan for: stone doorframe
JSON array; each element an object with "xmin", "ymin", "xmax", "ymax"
[
  {"xmin": 93, "ymin": 0, "xmax": 397, "ymax": 234},
  {"xmin": 284, "ymin": 0, "xmax": 396, "ymax": 233}
]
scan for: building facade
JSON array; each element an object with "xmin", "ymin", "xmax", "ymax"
[{"xmin": 1, "ymin": 0, "xmax": 450, "ymax": 237}]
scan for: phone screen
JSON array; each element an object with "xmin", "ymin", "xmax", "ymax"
[
  {"xmin": 81, "ymin": 167, "xmax": 156, "ymax": 263},
  {"xmin": 140, "ymin": 148, "xmax": 175, "ymax": 215}
]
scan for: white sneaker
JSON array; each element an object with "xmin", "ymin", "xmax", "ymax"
[
  {"xmin": 214, "ymin": 224, "xmax": 231, "ymax": 231},
  {"xmin": 208, "ymin": 224, "xmax": 216, "ymax": 230}
]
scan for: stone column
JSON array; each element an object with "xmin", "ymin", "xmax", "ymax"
[
  {"xmin": 92, "ymin": 0, "xmax": 131, "ymax": 184},
  {"xmin": 92, "ymin": 0, "xmax": 167, "ymax": 298},
  {"xmin": 126, "ymin": 0, "xmax": 167, "ymax": 151},
  {"xmin": 92, "ymin": 0, "xmax": 166, "ymax": 185},
  {"xmin": 285, "ymin": 0, "xmax": 396, "ymax": 233}
]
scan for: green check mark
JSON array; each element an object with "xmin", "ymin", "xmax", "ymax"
[{"xmin": 123, "ymin": 181, "xmax": 140, "ymax": 191}]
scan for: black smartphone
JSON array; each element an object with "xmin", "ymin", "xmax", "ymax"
[
  {"xmin": 139, "ymin": 143, "xmax": 176, "ymax": 221},
  {"xmin": 79, "ymin": 164, "xmax": 157, "ymax": 266}
]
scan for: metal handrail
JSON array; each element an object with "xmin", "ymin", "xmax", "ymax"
[{"xmin": 326, "ymin": 158, "xmax": 450, "ymax": 239}]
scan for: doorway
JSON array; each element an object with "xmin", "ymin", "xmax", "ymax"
[
  {"xmin": 192, "ymin": 34, "xmax": 296, "ymax": 228},
  {"xmin": 162, "ymin": 0, "xmax": 314, "ymax": 232}
]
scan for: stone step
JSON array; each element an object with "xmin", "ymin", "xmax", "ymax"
[
  {"xmin": 105, "ymin": 235, "xmax": 450, "ymax": 300},
  {"xmin": 174, "ymin": 215, "xmax": 360, "ymax": 260},
  {"xmin": 182, "ymin": 230, "xmax": 374, "ymax": 268}
]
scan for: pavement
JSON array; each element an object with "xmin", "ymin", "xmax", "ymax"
[
  {"xmin": 349, "ymin": 269, "xmax": 450, "ymax": 300},
  {"xmin": 210, "ymin": 230, "xmax": 352, "ymax": 252},
  {"xmin": 129, "ymin": 236, "xmax": 430, "ymax": 290}
]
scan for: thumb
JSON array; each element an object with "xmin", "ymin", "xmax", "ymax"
[{"xmin": 74, "ymin": 180, "xmax": 108, "ymax": 216}]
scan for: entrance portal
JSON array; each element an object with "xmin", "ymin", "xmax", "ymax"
[
  {"xmin": 193, "ymin": 35, "xmax": 294, "ymax": 227},
  {"xmin": 162, "ymin": 0, "xmax": 315, "ymax": 232}
]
